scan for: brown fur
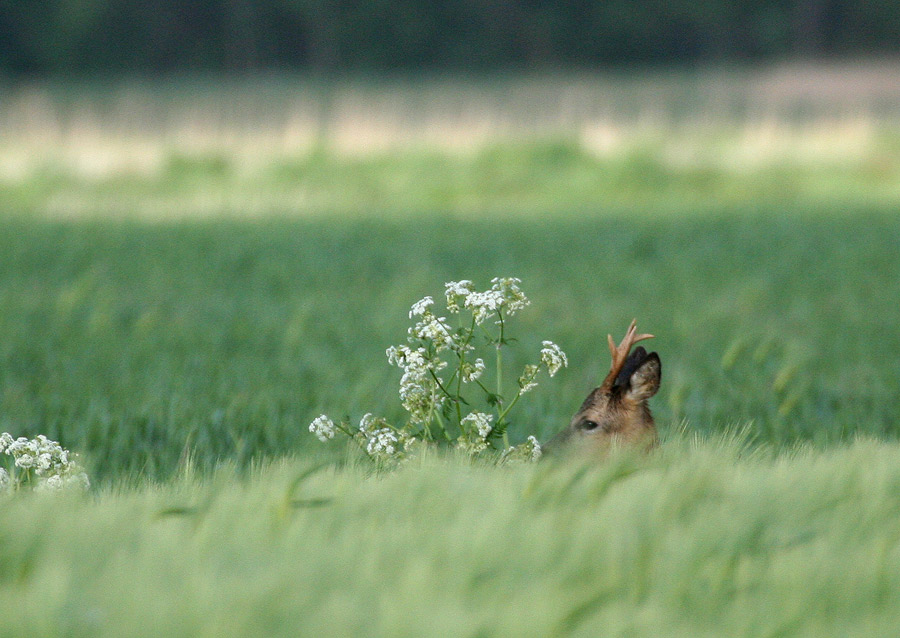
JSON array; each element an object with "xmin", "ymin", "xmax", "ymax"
[{"xmin": 544, "ymin": 323, "xmax": 661, "ymax": 457}]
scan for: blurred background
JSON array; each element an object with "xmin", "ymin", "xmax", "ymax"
[
  {"xmin": 2, "ymin": 0, "xmax": 899, "ymax": 74},
  {"xmin": 2, "ymin": 0, "xmax": 900, "ymax": 216},
  {"xmin": 1, "ymin": 2, "xmax": 900, "ymax": 481}
]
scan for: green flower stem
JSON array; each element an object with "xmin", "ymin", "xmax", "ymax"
[
  {"xmin": 428, "ymin": 370, "xmax": 454, "ymax": 400},
  {"xmin": 496, "ymin": 366, "xmax": 540, "ymax": 438},
  {"xmin": 496, "ymin": 309, "xmax": 508, "ymax": 447},
  {"xmin": 335, "ymin": 422, "xmax": 370, "ymax": 454},
  {"xmin": 453, "ymin": 315, "xmax": 477, "ymax": 430},
  {"xmin": 432, "ymin": 408, "xmax": 451, "ymax": 442},
  {"xmin": 497, "ymin": 387, "xmax": 525, "ymax": 425}
]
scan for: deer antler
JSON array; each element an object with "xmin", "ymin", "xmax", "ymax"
[{"xmin": 601, "ymin": 319, "xmax": 654, "ymax": 389}]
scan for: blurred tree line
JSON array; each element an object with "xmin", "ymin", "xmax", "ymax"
[{"xmin": 1, "ymin": 0, "xmax": 897, "ymax": 75}]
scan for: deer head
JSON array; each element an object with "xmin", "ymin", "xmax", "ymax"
[{"xmin": 545, "ymin": 320, "xmax": 661, "ymax": 456}]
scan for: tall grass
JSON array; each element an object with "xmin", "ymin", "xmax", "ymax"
[
  {"xmin": 1, "ymin": 206, "xmax": 898, "ymax": 483},
  {"xmin": 3, "ymin": 437, "xmax": 900, "ymax": 637}
]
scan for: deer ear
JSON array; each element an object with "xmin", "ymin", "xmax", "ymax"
[{"xmin": 625, "ymin": 353, "xmax": 660, "ymax": 403}]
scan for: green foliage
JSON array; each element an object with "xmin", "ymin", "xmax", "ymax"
[{"xmin": 3, "ymin": 438, "xmax": 900, "ymax": 636}]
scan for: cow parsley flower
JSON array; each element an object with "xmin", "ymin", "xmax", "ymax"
[
  {"xmin": 490, "ymin": 277, "xmax": 530, "ymax": 315},
  {"xmin": 518, "ymin": 364, "xmax": 540, "ymax": 393},
  {"xmin": 366, "ymin": 428, "xmax": 400, "ymax": 460},
  {"xmin": 0, "ymin": 468, "xmax": 9, "ymax": 491},
  {"xmin": 6, "ymin": 437, "xmax": 33, "ymax": 456},
  {"xmin": 409, "ymin": 296, "xmax": 434, "ymax": 318},
  {"xmin": 457, "ymin": 436, "xmax": 486, "ymax": 455},
  {"xmin": 500, "ymin": 435, "xmax": 543, "ymax": 464},
  {"xmin": 1, "ymin": 432, "xmax": 90, "ymax": 491},
  {"xmin": 526, "ymin": 435, "xmax": 542, "ymax": 461},
  {"xmin": 399, "ymin": 382, "xmax": 445, "ymax": 425},
  {"xmin": 409, "ymin": 315, "xmax": 453, "ymax": 351},
  {"xmin": 309, "ymin": 414, "xmax": 336, "ymax": 442},
  {"xmin": 461, "ymin": 358, "xmax": 485, "ymax": 383},
  {"xmin": 444, "ymin": 280, "xmax": 474, "ymax": 313},
  {"xmin": 387, "ymin": 345, "xmax": 448, "ymax": 423},
  {"xmin": 461, "ymin": 411, "xmax": 494, "ymax": 438},
  {"xmin": 0, "ymin": 432, "xmax": 13, "ymax": 454},
  {"xmin": 540, "ymin": 341, "xmax": 568, "ymax": 376},
  {"xmin": 359, "ymin": 413, "xmax": 376, "ymax": 435},
  {"xmin": 465, "ymin": 289, "xmax": 505, "ymax": 324}
]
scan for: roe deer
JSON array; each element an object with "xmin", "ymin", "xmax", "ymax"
[{"xmin": 545, "ymin": 320, "xmax": 661, "ymax": 456}]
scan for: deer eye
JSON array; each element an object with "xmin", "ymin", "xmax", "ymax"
[{"xmin": 581, "ymin": 420, "xmax": 601, "ymax": 432}]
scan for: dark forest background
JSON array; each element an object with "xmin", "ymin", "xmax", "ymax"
[{"xmin": 1, "ymin": 0, "xmax": 898, "ymax": 76}]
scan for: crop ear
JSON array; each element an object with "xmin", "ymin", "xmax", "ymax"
[{"xmin": 624, "ymin": 353, "xmax": 660, "ymax": 403}]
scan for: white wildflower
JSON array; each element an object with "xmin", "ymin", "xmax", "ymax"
[
  {"xmin": 36, "ymin": 453, "xmax": 53, "ymax": 473},
  {"xmin": 499, "ymin": 435, "xmax": 543, "ymax": 464},
  {"xmin": 0, "ymin": 432, "xmax": 90, "ymax": 491},
  {"xmin": 461, "ymin": 412, "xmax": 494, "ymax": 438},
  {"xmin": 308, "ymin": 414, "xmax": 336, "ymax": 442},
  {"xmin": 366, "ymin": 428, "xmax": 400, "ymax": 460},
  {"xmin": 490, "ymin": 277, "xmax": 530, "ymax": 315},
  {"xmin": 457, "ymin": 436, "xmax": 488, "ymax": 455},
  {"xmin": 461, "ymin": 358, "xmax": 485, "ymax": 383},
  {"xmin": 399, "ymin": 382, "xmax": 445, "ymax": 424},
  {"xmin": 0, "ymin": 432, "xmax": 13, "ymax": 454},
  {"xmin": 409, "ymin": 296, "xmax": 434, "ymax": 318},
  {"xmin": 6, "ymin": 437, "xmax": 32, "ymax": 456},
  {"xmin": 464, "ymin": 289, "xmax": 505, "ymax": 325},
  {"xmin": 359, "ymin": 413, "xmax": 376, "ymax": 435},
  {"xmin": 388, "ymin": 344, "xmax": 448, "ymax": 424},
  {"xmin": 518, "ymin": 364, "xmax": 539, "ymax": 393},
  {"xmin": 0, "ymin": 468, "xmax": 9, "ymax": 491},
  {"xmin": 526, "ymin": 435, "xmax": 543, "ymax": 461},
  {"xmin": 456, "ymin": 412, "xmax": 494, "ymax": 456},
  {"xmin": 387, "ymin": 345, "xmax": 430, "ymax": 373},
  {"xmin": 540, "ymin": 341, "xmax": 568, "ymax": 377},
  {"xmin": 445, "ymin": 280, "xmax": 474, "ymax": 313},
  {"xmin": 408, "ymin": 315, "xmax": 453, "ymax": 351}
]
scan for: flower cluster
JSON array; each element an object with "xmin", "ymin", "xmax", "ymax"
[
  {"xmin": 457, "ymin": 411, "xmax": 494, "ymax": 455},
  {"xmin": 462, "ymin": 411, "xmax": 494, "ymax": 438},
  {"xmin": 500, "ymin": 436, "xmax": 543, "ymax": 464},
  {"xmin": 309, "ymin": 415, "xmax": 336, "ymax": 442},
  {"xmin": 309, "ymin": 277, "xmax": 566, "ymax": 467},
  {"xmin": 0, "ymin": 432, "xmax": 90, "ymax": 492},
  {"xmin": 359, "ymin": 414, "xmax": 409, "ymax": 462},
  {"xmin": 518, "ymin": 364, "xmax": 540, "ymax": 394},
  {"xmin": 365, "ymin": 428, "xmax": 399, "ymax": 460},
  {"xmin": 445, "ymin": 280, "xmax": 474, "ymax": 313},
  {"xmin": 455, "ymin": 277, "xmax": 530, "ymax": 325},
  {"xmin": 540, "ymin": 341, "xmax": 568, "ymax": 377},
  {"xmin": 386, "ymin": 345, "xmax": 447, "ymax": 424},
  {"xmin": 460, "ymin": 358, "xmax": 485, "ymax": 383}
]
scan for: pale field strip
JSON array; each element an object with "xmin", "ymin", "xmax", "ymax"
[{"xmin": 0, "ymin": 62, "xmax": 898, "ymax": 180}]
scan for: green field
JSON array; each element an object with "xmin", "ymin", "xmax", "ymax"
[{"xmin": 2, "ymin": 76, "xmax": 900, "ymax": 636}]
